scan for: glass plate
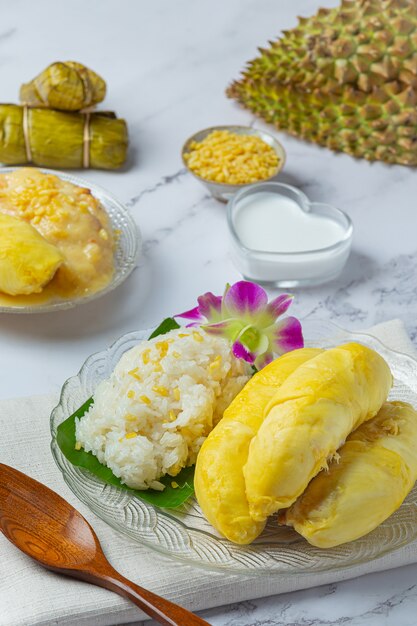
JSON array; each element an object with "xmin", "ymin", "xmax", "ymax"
[
  {"xmin": 50, "ymin": 319, "xmax": 417, "ymax": 575},
  {"xmin": 0, "ymin": 167, "xmax": 140, "ymax": 313}
]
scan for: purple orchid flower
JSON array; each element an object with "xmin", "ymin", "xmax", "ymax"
[{"xmin": 176, "ymin": 280, "xmax": 303, "ymax": 369}]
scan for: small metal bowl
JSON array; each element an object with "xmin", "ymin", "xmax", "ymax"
[{"xmin": 181, "ymin": 125, "xmax": 286, "ymax": 203}]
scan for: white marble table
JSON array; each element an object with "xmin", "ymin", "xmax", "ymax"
[{"xmin": 1, "ymin": 0, "xmax": 417, "ymax": 624}]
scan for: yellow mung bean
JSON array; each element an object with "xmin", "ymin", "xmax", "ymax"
[
  {"xmin": 156, "ymin": 341, "xmax": 169, "ymax": 356},
  {"xmin": 128, "ymin": 367, "xmax": 141, "ymax": 381},
  {"xmin": 183, "ymin": 130, "xmax": 279, "ymax": 184}
]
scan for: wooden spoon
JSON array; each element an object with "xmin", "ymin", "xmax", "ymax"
[{"xmin": 0, "ymin": 463, "xmax": 209, "ymax": 626}]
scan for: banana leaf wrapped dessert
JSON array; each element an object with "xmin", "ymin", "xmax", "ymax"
[
  {"xmin": 0, "ymin": 104, "xmax": 128, "ymax": 169},
  {"xmin": 20, "ymin": 61, "xmax": 106, "ymax": 111}
]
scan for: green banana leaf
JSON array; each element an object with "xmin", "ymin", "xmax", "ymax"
[{"xmin": 56, "ymin": 317, "xmax": 196, "ymax": 508}]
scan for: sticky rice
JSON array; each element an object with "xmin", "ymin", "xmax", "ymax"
[{"xmin": 75, "ymin": 328, "xmax": 250, "ymax": 490}]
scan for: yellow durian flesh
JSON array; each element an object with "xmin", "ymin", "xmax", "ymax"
[
  {"xmin": 194, "ymin": 348, "xmax": 322, "ymax": 544},
  {"xmin": 244, "ymin": 343, "xmax": 392, "ymax": 522},
  {"xmin": 0, "ymin": 212, "xmax": 63, "ymax": 295},
  {"xmin": 283, "ymin": 402, "xmax": 417, "ymax": 548}
]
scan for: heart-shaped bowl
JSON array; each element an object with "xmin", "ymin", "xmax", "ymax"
[{"xmin": 227, "ymin": 181, "xmax": 353, "ymax": 287}]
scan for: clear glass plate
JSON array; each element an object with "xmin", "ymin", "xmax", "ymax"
[
  {"xmin": 50, "ymin": 319, "xmax": 417, "ymax": 575},
  {"xmin": 0, "ymin": 167, "xmax": 140, "ymax": 313}
]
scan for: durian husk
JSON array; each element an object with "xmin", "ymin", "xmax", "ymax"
[
  {"xmin": 227, "ymin": 0, "xmax": 417, "ymax": 165},
  {"xmin": 20, "ymin": 61, "xmax": 106, "ymax": 111},
  {"xmin": 228, "ymin": 78, "xmax": 417, "ymax": 165},
  {"xmin": 0, "ymin": 104, "xmax": 128, "ymax": 169},
  {"xmin": 244, "ymin": 0, "xmax": 417, "ymax": 95}
]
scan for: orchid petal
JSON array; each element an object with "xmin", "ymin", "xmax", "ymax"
[
  {"xmin": 254, "ymin": 351, "xmax": 274, "ymax": 370},
  {"xmin": 267, "ymin": 294, "xmax": 294, "ymax": 320},
  {"xmin": 232, "ymin": 341, "xmax": 255, "ymax": 364},
  {"xmin": 223, "ymin": 281, "xmax": 268, "ymax": 321},
  {"xmin": 203, "ymin": 318, "xmax": 244, "ymax": 342},
  {"xmin": 268, "ymin": 316, "xmax": 304, "ymax": 354},
  {"xmin": 176, "ymin": 306, "xmax": 205, "ymax": 323},
  {"xmin": 197, "ymin": 292, "xmax": 223, "ymax": 323}
]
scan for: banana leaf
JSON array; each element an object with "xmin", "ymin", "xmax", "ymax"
[
  {"xmin": 56, "ymin": 317, "xmax": 197, "ymax": 509},
  {"xmin": 0, "ymin": 104, "xmax": 128, "ymax": 169},
  {"xmin": 20, "ymin": 61, "xmax": 106, "ymax": 111}
]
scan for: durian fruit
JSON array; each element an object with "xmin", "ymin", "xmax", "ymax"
[
  {"xmin": 282, "ymin": 401, "xmax": 417, "ymax": 548},
  {"xmin": 0, "ymin": 212, "xmax": 63, "ymax": 295},
  {"xmin": 194, "ymin": 348, "xmax": 322, "ymax": 545},
  {"xmin": 227, "ymin": 0, "xmax": 417, "ymax": 165},
  {"xmin": 242, "ymin": 0, "xmax": 417, "ymax": 94},
  {"xmin": 244, "ymin": 343, "xmax": 392, "ymax": 522}
]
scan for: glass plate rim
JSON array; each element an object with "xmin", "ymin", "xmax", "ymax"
[
  {"xmin": 50, "ymin": 318, "xmax": 417, "ymax": 575},
  {"xmin": 0, "ymin": 166, "xmax": 141, "ymax": 313}
]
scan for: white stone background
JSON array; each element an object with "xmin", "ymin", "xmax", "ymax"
[{"xmin": 1, "ymin": 0, "xmax": 417, "ymax": 623}]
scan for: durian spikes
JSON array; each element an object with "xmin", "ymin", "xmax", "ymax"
[
  {"xmin": 227, "ymin": 0, "xmax": 417, "ymax": 165},
  {"xmin": 239, "ymin": 0, "xmax": 417, "ymax": 93}
]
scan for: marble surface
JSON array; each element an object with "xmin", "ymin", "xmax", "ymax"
[
  {"xmin": 199, "ymin": 565, "xmax": 417, "ymax": 626},
  {"xmin": 1, "ymin": 0, "xmax": 417, "ymax": 624}
]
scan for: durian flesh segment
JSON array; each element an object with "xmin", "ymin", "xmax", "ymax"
[
  {"xmin": 194, "ymin": 348, "xmax": 322, "ymax": 544},
  {"xmin": 0, "ymin": 212, "xmax": 63, "ymax": 295},
  {"xmin": 283, "ymin": 401, "xmax": 417, "ymax": 548},
  {"xmin": 244, "ymin": 343, "xmax": 393, "ymax": 522}
]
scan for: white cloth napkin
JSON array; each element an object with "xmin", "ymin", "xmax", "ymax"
[{"xmin": 1, "ymin": 319, "xmax": 416, "ymax": 626}]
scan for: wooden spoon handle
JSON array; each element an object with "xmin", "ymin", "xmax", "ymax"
[{"xmin": 75, "ymin": 566, "xmax": 210, "ymax": 626}]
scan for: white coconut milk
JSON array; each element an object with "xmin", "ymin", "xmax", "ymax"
[{"xmin": 234, "ymin": 192, "xmax": 346, "ymax": 253}]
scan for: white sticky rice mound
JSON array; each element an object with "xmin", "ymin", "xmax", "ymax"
[{"xmin": 75, "ymin": 328, "xmax": 251, "ymax": 490}]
